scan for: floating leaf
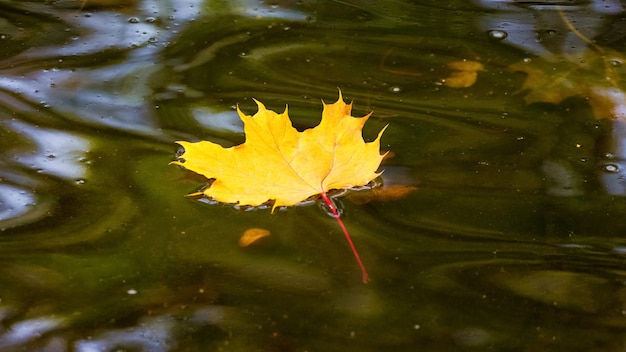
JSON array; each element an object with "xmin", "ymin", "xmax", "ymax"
[
  {"xmin": 172, "ymin": 92, "xmax": 386, "ymax": 210},
  {"xmin": 171, "ymin": 92, "xmax": 388, "ymax": 282}
]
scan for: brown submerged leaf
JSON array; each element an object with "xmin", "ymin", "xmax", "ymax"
[{"xmin": 348, "ymin": 184, "xmax": 417, "ymax": 205}]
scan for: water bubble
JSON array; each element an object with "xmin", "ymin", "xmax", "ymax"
[
  {"xmin": 389, "ymin": 86, "xmax": 402, "ymax": 93},
  {"xmin": 75, "ymin": 179, "xmax": 86, "ymax": 185},
  {"xmin": 487, "ymin": 30, "xmax": 508, "ymax": 40},
  {"xmin": 603, "ymin": 163, "xmax": 620, "ymax": 173},
  {"xmin": 609, "ymin": 59, "xmax": 623, "ymax": 67},
  {"xmin": 128, "ymin": 17, "xmax": 140, "ymax": 24},
  {"xmin": 145, "ymin": 17, "xmax": 156, "ymax": 23}
]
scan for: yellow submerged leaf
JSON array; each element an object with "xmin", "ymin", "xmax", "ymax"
[
  {"xmin": 442, "ymin": 60, "xmax": 484, "ymax": 88},
  {"xmin": 239, "ymin": 228, "xmax": 271, "ymax": 247},
  {"xmin": 510, "ymin": 51, "xmax": 626, "ymax": 120},
  {"xmin": 171, "ymin": 92, "xmax": 387, "ymax": 211}
]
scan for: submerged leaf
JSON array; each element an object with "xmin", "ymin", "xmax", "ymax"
[
  {"xmin": 239, "ymin": 228, "xmax": 271, "ymax": 247},
  {"xmin": 511, "ymin": 50, "xmax": 626, "ymax": 120},
  {"xmin": 347, "ymin": 184, "xmax": 417, "ymax": 205},
  {"xmin": 442, "ymin": 60, "xmax": 484, "ymax": 88}
]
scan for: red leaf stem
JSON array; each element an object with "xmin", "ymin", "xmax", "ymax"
[{"xmin": 320, "ymin": 192, "xmax": 369, "ymax": 283}]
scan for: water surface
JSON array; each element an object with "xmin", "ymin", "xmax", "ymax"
[{"xmin": 2, "ymin": 0, "xmax": 626, "ymax": 350}]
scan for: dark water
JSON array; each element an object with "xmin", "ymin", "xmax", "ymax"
[{"xmin": 2, "ymin": 0, "xmax": 626, "ymax": 350}]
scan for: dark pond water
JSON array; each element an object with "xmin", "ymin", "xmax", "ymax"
[{"xmin": 3, "ymin": 0, "xmax": 626, "ymax": 350}]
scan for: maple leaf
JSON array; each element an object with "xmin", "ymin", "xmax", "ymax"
[
  {"xmin": 441, "ymin": 60, "xmax": 484, "ymax": 88},
  {"xmin": 171, "ymin": 92, "xmax": 388, "ymax": 282},
  {"xmin": 511, "ymin": 51, "xmax": 626, "ymax": 120},
  {"xmin": 506, "ymin": 6, "xmax": 626, "ymax": 120},
  {"xmin": 172, "ymin": 92, "xmax": 387, "ymax": 210}
]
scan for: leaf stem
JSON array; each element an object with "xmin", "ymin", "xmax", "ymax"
[{"xmin": 320, "ymin": 192, "xmax": 369, "ymax": 283}]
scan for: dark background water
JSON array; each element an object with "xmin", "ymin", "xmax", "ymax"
[{"xmin": 2, "ymin": 0, "xmax": 626, "ymax": 350}]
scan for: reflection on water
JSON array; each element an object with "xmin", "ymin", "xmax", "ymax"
[
  {"xmin": 2, "ymin": 0, "xmax": 626, "ymax": 350},
  {"xmin": 8, "ymin": 120, "xmax": 90, "ymax": 180}
]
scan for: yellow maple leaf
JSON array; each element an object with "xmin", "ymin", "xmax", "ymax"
[
  {"xmin": 171, "ymin": 92, "xmax": 387, "ymax": 211},
  {"xmin": 171, "ymin": 92, "xmax": 387, "ymax": 283}
]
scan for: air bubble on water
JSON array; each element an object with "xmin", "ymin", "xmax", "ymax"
[
  {"xmin": 389, "ymin": 86, "xmax": 402, "ymax": 93},
  {"xmin": 145, "ymin": 17, "xmax": 156, "ymax": 23},
  {"xmin": 75, "ymin": 179, "xmax": 86, "ymax": 185},
  {"xmin": 128, "ymin": 17, "xmax": 140, "ymax": 24},
  {"xmin": 603, "ymin": 163, "xmax": 620, "ymax": 173},
  {"xmin": 609, "ymin": 59, "xmax": 623, "ymax": 67},
  {"xmin": 487, "ymin": 30, "xmax": 508, "ymax": 40}
]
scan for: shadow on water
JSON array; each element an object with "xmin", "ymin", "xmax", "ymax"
[{"xmin": 3, "ymin": 0, "xmax": 626, "ymax": 350}]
